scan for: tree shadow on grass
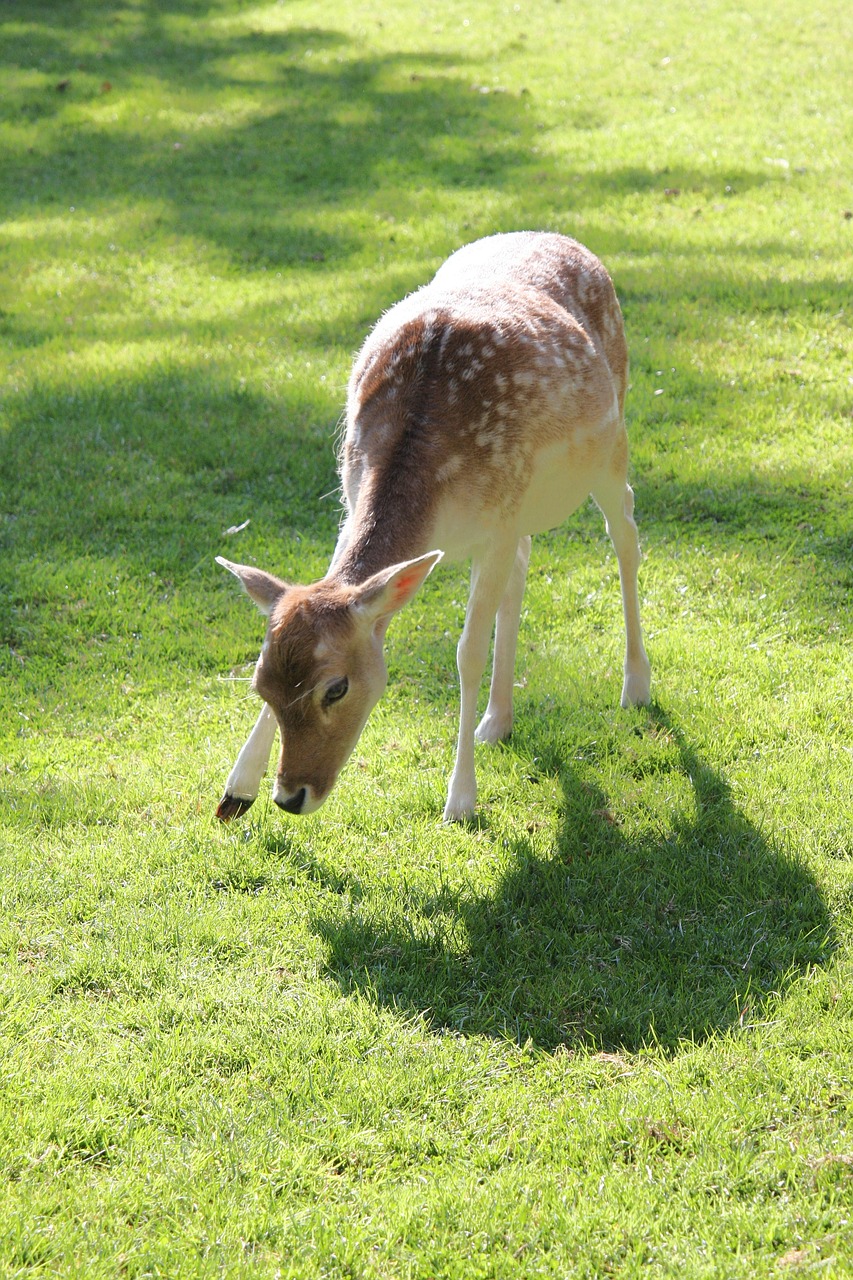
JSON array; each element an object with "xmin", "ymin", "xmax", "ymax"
[
  {"xmin": 308, "ymin": 707, "xmax": 832, "ymax": 1053},
  {"xmin": 0, "ymin": 347, "xmax": 847, "ymax": 579},
  {"xmin": 4, "ymin": 0, "xmax": 804, "ymax": 313},
  {"xmin": 1, "ymin": 4, "xmax": 536, "ymax": 266}
]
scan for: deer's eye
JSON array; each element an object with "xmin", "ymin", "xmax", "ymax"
[{"xmin": 323, "ymin": 676, "xmax": 349, "ymax": 706}]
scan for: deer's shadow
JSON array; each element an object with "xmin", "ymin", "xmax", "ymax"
[{"xmin": 305, "ymin": 708, "xmax": 831, "ymax": 1052}]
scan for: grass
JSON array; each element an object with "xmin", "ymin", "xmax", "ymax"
[{"xmin": 1, "ymin": 0, "xmax": 852, "ymax": 1274}]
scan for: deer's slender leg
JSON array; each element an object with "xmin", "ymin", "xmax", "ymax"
[
  {"xmin": 445, "ymin": 537, "xmax": 519, "ymax": 821},
  {"xmin": 475, "ymin": 534, "xmax": 532, "ymax": 745},
  {"xmin": 216, "ymin": 703, "xmax": 278, "ymax": 821},
  {"xmin": 592, "ymin": 454, "xmax": 651, "ymax": 709}
]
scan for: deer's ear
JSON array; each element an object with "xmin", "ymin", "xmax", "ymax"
[
  {"xmin": 354, "ymin": 551, "xmax": 443, "ymax": 627},
  {"xmin": 216, "ymin": 557, "xmax": 289, "ymax": 616}
]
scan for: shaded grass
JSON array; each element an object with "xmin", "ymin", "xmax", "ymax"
[{"xmin": 316, "ymin": 710, "xmax": 833, "ymax": 1050}]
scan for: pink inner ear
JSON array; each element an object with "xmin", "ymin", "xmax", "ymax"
[{"xmin": 393, "ymin": 572, "xmax": 418, "ymax": 604}]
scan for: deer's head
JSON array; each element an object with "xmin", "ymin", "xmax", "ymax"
[{"xmin": 217, "ymin": 551, "xmax": 441, "ymax": 813}]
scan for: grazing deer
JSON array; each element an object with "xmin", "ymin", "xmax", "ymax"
[{"xmin": 216, "ymin": 231, "xmax": 651, "ymax": 822}]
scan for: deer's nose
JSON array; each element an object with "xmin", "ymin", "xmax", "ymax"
[{"xmin": 274, "ymin": 786, "xmax": 306, "ymax": 815}]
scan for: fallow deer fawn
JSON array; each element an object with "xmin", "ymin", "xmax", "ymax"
[{"xmin": 216, "ymin": 231, "xmax": 651, "ymax": 822}]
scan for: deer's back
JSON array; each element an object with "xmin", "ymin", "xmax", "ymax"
[{"xmin": 342, "ymin": 233, "xmax": 629, "ymax": 556}]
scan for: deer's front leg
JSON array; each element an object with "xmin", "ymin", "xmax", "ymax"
[
  {"xmin": 216, "ymin": 703, "xmax": 278, "ymax": 821},
  {"xmin": 444, "ymin": 541, "xmax": 518, "ymax": 822}
]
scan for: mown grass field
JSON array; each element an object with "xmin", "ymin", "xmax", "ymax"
[{"xmin": 1, "ymin": 0, "xmax": 852, "ymax": 1275}]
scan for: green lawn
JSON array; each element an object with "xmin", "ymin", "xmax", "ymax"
[{"xmin": 1, "ymin": 0, "xmax": 852, "ymax": 1275}]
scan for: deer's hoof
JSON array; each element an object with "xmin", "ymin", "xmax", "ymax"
[
  {"xmin": 216, "ymin": 793, "xmax": 256, "ymax": 822},
  {"xmin": 475, "ymin": 710, "xmax": 513, "ymax": 744},
  {"xmin": 442, "ymin": 791, "xmax": 477, "ymax": 823}
]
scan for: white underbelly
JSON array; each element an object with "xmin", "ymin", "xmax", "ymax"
[
  {"xmin": 516, "ymin": 438, "xmax": 597, "ymax": 534},
  {"xmin": 430, "ymin": 438, "xmax": 601, "ymax": 561}
]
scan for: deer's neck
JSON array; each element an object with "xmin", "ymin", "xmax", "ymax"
[{"xmin": 330, "ymin": 455, "xmax": 437, "ymax": 586}]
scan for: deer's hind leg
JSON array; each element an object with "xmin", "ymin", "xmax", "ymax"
[
  {"xmin": 445, "ymin": 534, "xmax": 520, "ymax": 822},
  {"xmin": 475, "ymin": 534, "xmax": 532, "ymax": 745},
  {"xmin": 591, "ymin": 434, "xmax": 651, "ymax": 709}
]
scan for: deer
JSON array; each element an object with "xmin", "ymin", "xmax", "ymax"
[{"xmin": 215, "ymin": 231, "xmax": 651, "ymax": 823}]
